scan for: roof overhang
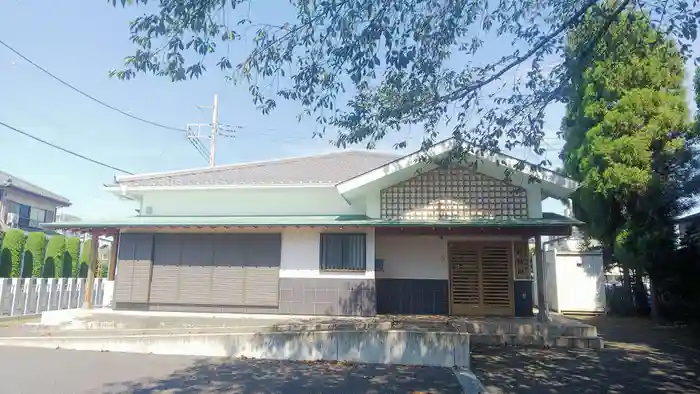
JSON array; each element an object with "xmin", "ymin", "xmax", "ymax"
[
  {"xmin": 41, "ymin": 213, "xmax": 580, "ymax": 237},
  {"xmin": 335, "ymin": 138, "xmax": 579, "ymax": 200}
]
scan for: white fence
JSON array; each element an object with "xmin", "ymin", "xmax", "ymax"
[{"xmin": 0, "ymin": 278, "xmax": 114, "ymax": 317}]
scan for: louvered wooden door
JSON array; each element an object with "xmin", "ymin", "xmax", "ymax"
[{"xmin": 449, "ymin": 242, "xmax": 514, "ymax": 316}]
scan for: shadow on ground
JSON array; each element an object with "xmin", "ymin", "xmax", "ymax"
[
  {"xmin": 102, "ymin": 359, "xmax": 463, "ymax": 394},
  {"xmin": 472, "ymin": 316, "xmax": 700, "ymax": 393}
]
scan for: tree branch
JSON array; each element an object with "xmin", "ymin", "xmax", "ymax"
[{"xmin": 440, "ymin": 0, "xmax": 600, "ymax": 103}]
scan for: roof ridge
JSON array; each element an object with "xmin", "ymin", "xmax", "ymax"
[
  {"xmin": 115, "ymin": 149, "xmax": 402, "ymax": 182},
  {"xmin": 0, "ymin": 170, "xmax": 70, "ymax": 203}
]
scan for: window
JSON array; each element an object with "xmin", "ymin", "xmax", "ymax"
[
  {"xmin": 5, "ymin": 201, "xmax": 30, "ymax": 227},
  {"xmin": 18, "ymin": 204, "xmax": 30, "ymax": 227},
  {"xmin": 4, "ymin": 201, "xmax": 51, "ymax": 228},
  {"xmin": 29, "ymin": 208, "xmax": 47, "ymax": 227},
  {"xmin": 319, "ymin": 233, "xmax": 366, "ymax": 271}
]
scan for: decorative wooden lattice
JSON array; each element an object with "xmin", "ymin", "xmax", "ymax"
[
  {"xmin": 380, "ymin": 166, "xmax": 528, "ymax": 220},
  {"xmin": 513, "ymin": 241, "xmax": 532, "ymax": 280},
  {"xmin": 449, "ymin": 242, "xmax": 514, "ymax": 316}
]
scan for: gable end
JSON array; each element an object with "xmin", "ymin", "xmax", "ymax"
[{"xmin": 380, "ymin": 166, "xmax": 528, "ymax": 220}]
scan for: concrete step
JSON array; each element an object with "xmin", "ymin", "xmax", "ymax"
[
  {"xmin": 457, "ymin": 321, "xmax": 597, "ymax": 338},
  {"xmin": 470, "ymin": 333, "xmax": 604, "ymax": 349}
]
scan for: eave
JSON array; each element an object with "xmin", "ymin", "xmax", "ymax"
[{"xmin": 335, "ymin": 138, "xmax": 580, "ymax": 200}]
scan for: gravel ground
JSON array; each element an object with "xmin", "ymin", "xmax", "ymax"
[{"xmin": 0, "ymin": 346, "xmax": 464, "ymax": 394}]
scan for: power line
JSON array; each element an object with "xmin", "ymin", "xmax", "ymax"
[
  {"xmin": 0, "ymin": 120, "xmax": 134, "ymax": 174},
  {"xmin": 0, "ymin": 39, "xmax": 185, "ymax": 133},
  {"xmin": 186, "ymin": 132, "xmax": 211, "ymax": 162}
]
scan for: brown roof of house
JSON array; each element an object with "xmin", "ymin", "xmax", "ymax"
[{"xmin": 112, "ymin": 150, "xmax": 402, "ymax": 187}]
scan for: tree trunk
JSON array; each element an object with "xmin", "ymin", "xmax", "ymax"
[
  {"xmin": 622, "ymin": 265, "xmax": 632, "ymax": 294},
  {"xmin": 633, "ymin": 268, "xmax": 650, "ymax": 316},
  {"xmin": 622, "ymin": 262, "xmax": 634, "ymax": 313},
  {"xmin": 649, "ymin": 275, "xmax": 660, "ymax": 321},
  {"xmin": 602, "ymin": 245, "xmax": 614, "ymax": 271}
]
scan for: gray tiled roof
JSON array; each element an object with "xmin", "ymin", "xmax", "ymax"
[
  {"xmin": 114, "ymin": 150, "xmax": 402, "ymax": 187},
  {"xmin": 0, "ymin": 171, "xmax": 71, "ymax": 205}
]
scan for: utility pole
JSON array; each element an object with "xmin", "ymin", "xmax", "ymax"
[
  {"xmin": 186, "ymin": 94, "xmax": 221, "ymax": 166},
  {"xmin": 209, "ymin": 94, "xmax": 219, "ymax": 167}
]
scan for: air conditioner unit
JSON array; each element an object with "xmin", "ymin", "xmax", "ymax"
[{"xmin": 6, "ymin": 213, "xmax": 17, "ymax": 227}]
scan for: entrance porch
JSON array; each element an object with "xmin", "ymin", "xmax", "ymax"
[
  {"xmin": 374, "ymin": 222, "xmax": 572, "ymax": 319},
  {"xmin": 32, "ymin": 307, "xmax": 602, "ymax": 350}
]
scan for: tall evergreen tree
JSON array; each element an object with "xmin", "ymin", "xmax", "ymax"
[{"xmin": 560, "ymin": 9, "xmax": 698, "ymax": 314}]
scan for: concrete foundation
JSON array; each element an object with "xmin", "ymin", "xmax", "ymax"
[
  {"xmin": 38, "ymin": 308, "xmax": 602, "ymax": 349},
  {"xmin": 0, "ymin": 329, "xmax": 470, "ymax": 369}
]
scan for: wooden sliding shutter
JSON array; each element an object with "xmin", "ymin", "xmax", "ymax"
[{"xmin": 449, "ymin": 241, "xmax": 514, "ymax": 316}]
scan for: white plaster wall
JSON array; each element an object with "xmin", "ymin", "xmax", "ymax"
[
  {"xmin": 543, "ymin": 249, "xmax": 558, "ymax": 311},
  {"xmin": 525, "ymin": 186, "xmax": 543, "ymax": 218},
  {"xmin": 375, "ymin": 235, "xmax": 448, "ymax": 280},
  {"xmin": 279, "ymin": 227, "xmax": 375, "ymax": 279},
  {"xmin": 140, "ymin": 187, "xmax": 364, "ymax": 216},
  {"xmin": 375, "ymin": 235, "xmax": 526, "ymax": 281},
  {"xmin": 135, "ymin": 167, "xmax": 548, "ymax": 220},
  {"xmin": 552, "ymin": 252, "xmax": 606, "ymax": 313},
  {"xmin": 364, "ymin": 191, "xmax": 381, "ymax": 218}
]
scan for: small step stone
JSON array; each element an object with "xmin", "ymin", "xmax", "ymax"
[
  {"xmin": 554, "ymin": 336, "xmax": 605, "ymax": 349},
  {"xmin": 563, "ymin": 326, "xmax": 598, "ymax": 337}
]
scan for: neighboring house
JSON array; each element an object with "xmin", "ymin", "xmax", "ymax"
[
  {"xmin": 56, "ymin": 212, "xmax": 82, "ymax": 238},
  {"xmin": 56, "ymin": 212, "xmax": 81, "ymax": 222},
  {"xmin": 45, "ymin": 138, "xmax": 580, "ymax": 317},
  {"xmin": 0, "ymin": 171, "xmax": 71, "ymax": 232}
]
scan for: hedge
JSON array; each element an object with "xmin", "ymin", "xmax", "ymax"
[
  {"xmin": 0, "ymin": 229, "xmax": 26, "ymax": 277},
  {"xmin": 64, "ymin": 237, "xmax": 80, "ymax": 278},
  {"xmin": 78, "ymin": 239, "xmax": 91, "ymax": 278},
  {"xmin": 25, "ymin": 232, "xmax": 46, "ymax": 278},
  {"xmin": 43, "ymin": 235, "xmax": 65, "ymax": 278}
]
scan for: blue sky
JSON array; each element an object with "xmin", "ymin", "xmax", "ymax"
[{"xmin": 0, "ymin": 1, "xmax": 695, "ymax": 219}]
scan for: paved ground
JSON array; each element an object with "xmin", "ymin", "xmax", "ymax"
[
  {"xmin": 471, "ymin": 316, "xmax": 700, "ymax": 393},
  {"xmin": 0, "ymin": 346, "xmax": 463, "ymax": 394},
  {"xmin": 7, "ymin": 314, "xmax": 700, "ymax": 393}
]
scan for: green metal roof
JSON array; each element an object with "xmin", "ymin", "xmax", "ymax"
[
  {"xmin": 42, "ymin": 215, "xmax": 369, "ymax": 229},
  {"xmin": 42, "ymin": 213, "xmax": 580, "ymax": 229}
]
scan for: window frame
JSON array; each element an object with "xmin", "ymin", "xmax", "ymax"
[
  {"xmin": 29, "ymin": 207, "xmax": 47, "ymax": 228},
  {"xmin": 319, "ymin": 232, "xmax": 367, "ymax": 272},
  {"xmin": 6, "ymin": 201, "xmax": 31, "ymax": 227}
]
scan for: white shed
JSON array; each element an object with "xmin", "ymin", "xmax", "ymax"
[{"xmin": 540, "ymin": 242, "xmax": 606, "ymax": 315}]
